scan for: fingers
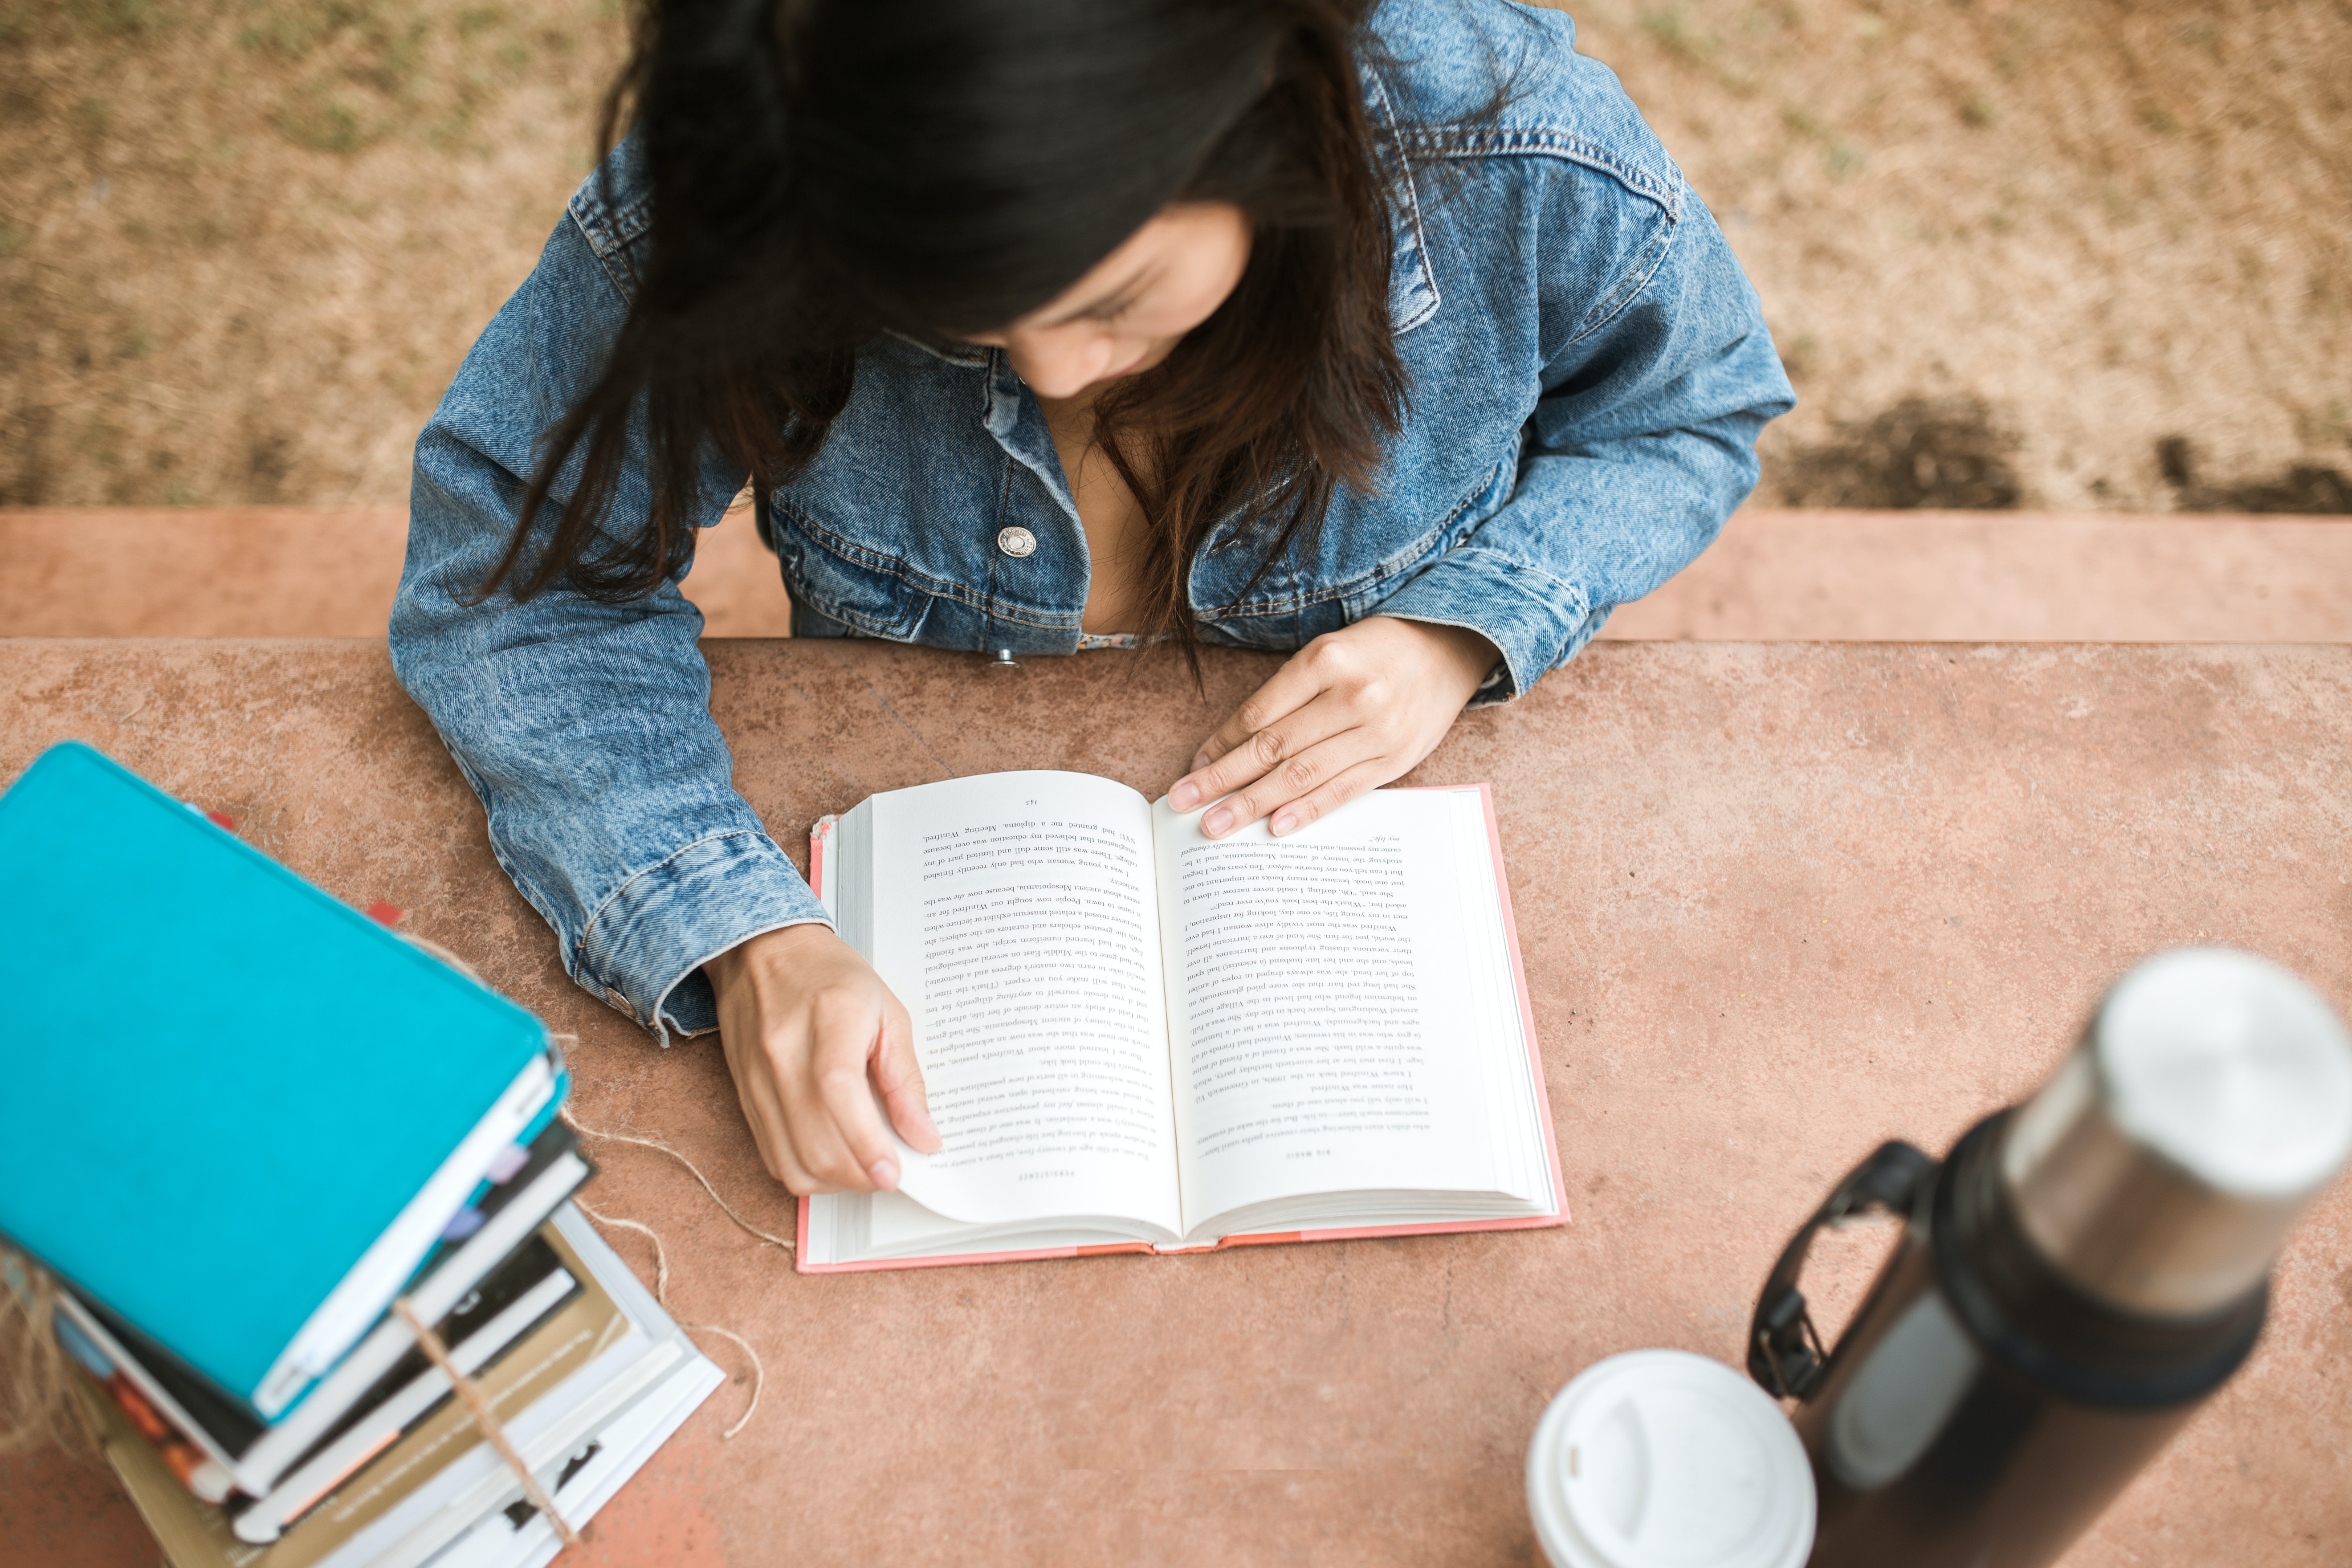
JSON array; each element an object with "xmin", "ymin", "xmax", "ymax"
[
  {"xmin": 1186, "ymin": 651, "xmax": 1332, "ymax": 777},
  {"xmin": 1171, "ymin": 634, "xmax": 1379, "ymax": 816},
  {"xmin": 711, "ymin": 926, "xmax": 930, "ymax": 1197},
  {"xmin": 797, "ymin": 988, "xmax": 904, "ymax": 1191},
  {"xmin": 721, "ymin": 1021, "xmax": 822, "ymax": 1193},
  {"xmin": 872, "ymin": 994, "xmax": 942, "ymax": 1153},
  {"xmin": 767, "ymin": 1020, "xmax": 867, "ymax": 1194},
  {"xmin": 1170, "ymin": 689, "xmax": 1356, "ymax": 817},
  {"xmin": 1199, "ymin": 728, "xmax": 1387, "ymax": 838},
  {"xmin": 1256, "ymin": 757, "xmax": 1390, "ymax": 839},
  {"xmin": 1171, "ymin": 620, "xmax": 1496, "ymax": 839},
  {"xmin": 1194, "ymin": 710, "xmax": 1355, "ymax": 836}
]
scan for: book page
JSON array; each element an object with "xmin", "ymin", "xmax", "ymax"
[
  {"xmin": 1153, "ymin": 788, "xmax": 1538, "ymax": 1236},
  {"xmin": 861, "ymin": 771, "xmax": 1180, "ymax": 1236}
]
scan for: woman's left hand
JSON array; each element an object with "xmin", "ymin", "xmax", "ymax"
[{"xmin": 1169, "ymin": 616, "xmax": 1499, "ymax": 838}]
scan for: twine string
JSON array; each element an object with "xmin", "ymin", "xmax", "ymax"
[
  {"xmin": 389, "ymin": 1298, "xmax": 581, "ymax": 1549},
  {"xmin": 573, "ymin": 1200, "xmax": 765, "ymax": 1441},
  {"xmin": 558, "ymin": 1106, "xmax": 795, "ymax": 1253},
  {"xmin": 573, "ymin": 1202, "xmax": 670, "ymax": 1304},
  {"xmin": 0, "ymin": 1247, "xmax": 98, "ymax": 1463},
  {"xmin": 676, "ymin": 1324, "xmax": 763, "ymax": 1441},
  {"xmin": 506, "ymin": 1038, "xmax": 784, "ymax": 1442},
  {"xmin": 402, "ymin": 932, "xmax": 485, "ymax": 984}
]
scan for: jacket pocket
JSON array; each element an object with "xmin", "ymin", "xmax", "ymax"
[{"xmin": 767, "ymin": 496, "xmax": 928, "ymax": 640}]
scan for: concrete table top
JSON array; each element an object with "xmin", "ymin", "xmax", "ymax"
[{"xmin": 2, "ymin": 636, "xmax": 2347, "ymax": 1567}]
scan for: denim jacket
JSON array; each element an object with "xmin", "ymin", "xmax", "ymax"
[{"xmin": 390, "ymin": 0, "xmax": 1794, "ymax": 1042}]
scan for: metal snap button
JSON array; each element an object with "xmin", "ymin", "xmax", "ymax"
[{"xmin": 996, "ymin": 525, "xmax": 1037, "ymax": 558}]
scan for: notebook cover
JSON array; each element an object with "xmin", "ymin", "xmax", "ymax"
[
  {"xmin": 794, "ymin": 785, "xmax": 1569, "ymax": 1273},
  {"xmin": 0, "ymin": 741, "xmax": 553, "ymax": 1409}
]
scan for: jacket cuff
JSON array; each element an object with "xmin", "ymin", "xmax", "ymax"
[
  {"xmin": 572, "ymin": 828, "xmax": 832, "ymax": 1044},
  {"xmin": 1370, "ymin": 546, "xmax": 1599, "ymax": 706}
]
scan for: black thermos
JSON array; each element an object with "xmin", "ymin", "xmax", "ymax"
[{"xmin": 1748, "ymin": 949, "xmax": 2352, "ymax": 1568}]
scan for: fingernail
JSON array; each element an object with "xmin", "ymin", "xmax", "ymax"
[
  {"xmin": 867, "ymin": 1157, "xmax": 900, "ymax": 1191},
  {"xmin": 1192, "ymin": 750, "xmax": 1211, "ymax": 771},
  {"xmin": 1272, "ymin": 813, "xmax": 1297, "ymax": 836},
  {"xmin": 1203, "ymin": 808, "xmax": 1231, "ymax": 837},
  {"xmin": 1171, "ymin": 780, "xmax": 1199, "ymax": 811}
]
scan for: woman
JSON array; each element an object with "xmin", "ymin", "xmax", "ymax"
[{"xmin": 391, "ymin": 0, "xmax": 1793, "ymax": 1198}]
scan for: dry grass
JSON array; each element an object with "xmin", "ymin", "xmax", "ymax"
[
  {"xmin": 1, "ymin": 0, "xmax": 2347, "ymax": 512},
  {"xmin": 0, "ymin": 0, "xmax": 624, "ymax": 507},
  {"xmin": 1575, "ymin": 0, "xmax": 2352, "ymax": 509}
]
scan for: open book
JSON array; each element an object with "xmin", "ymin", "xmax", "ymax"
[{"xmin": 798, "ymin": 771, "xmax": 1563, "ymax": 1271}]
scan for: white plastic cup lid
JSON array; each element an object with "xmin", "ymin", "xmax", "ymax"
[{"xmin": 1527, "ymin": 1349, "xmax": 1816, "ymax": 1568}]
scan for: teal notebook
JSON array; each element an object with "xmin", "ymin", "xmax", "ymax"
[{"xmin": 0, "ymin": 741, "xmax": 558, "ymax": 1421}]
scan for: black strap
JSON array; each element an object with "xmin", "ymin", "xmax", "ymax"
[{"xmin": 1748, "ymin": 1140, "xmax": 1937, "ymax": 1401}]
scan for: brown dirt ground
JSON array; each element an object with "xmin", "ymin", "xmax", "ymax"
[{"xmin": 1, "ymin": 0, "xmax": 2347, "ymax": 513}]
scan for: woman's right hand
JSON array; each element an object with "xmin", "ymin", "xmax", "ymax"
[{"xmin": 704, "ymin": 924, "xmax": 940, "ymax": 1194}]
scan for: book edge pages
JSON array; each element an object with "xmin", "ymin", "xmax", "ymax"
[
  {"xmin": 78, "ymin": 1329, "xmax": 720, "ymax": 1568},
  {"xmin": 232, "ymin": 1220, "xmax": 635, "ymax": 1552},
  {"xmin": 239, "ymin": 1151, "xmax": 592, "ymax": 1491},
  {"xmin": 74, "ymin": 1376, "xmax": 240, "ymax": 1568},
  {"xmin": 63, "ymin": 1123, "xmax": 587, "ymax": 1497},
  {"xmin": 795, "ymin": 1239, "xmax": 1094, "ymax": 1274},
  {"xmin": 230, "ymin": 1264, "xmax": 583, "ymax": 1544},
  {"xmin": 1474, "ymin": 778, "xmax": 1569, "ymax": 1220},
  {"xmin": 795, "ymin": 814, "xmax": 840, "ymax": 1271},
  {"xmin": 344, "ymin": 1206, "xmax": 697, "ymax": 1568},
  {"xmin": 132, "ymin": 1203, "xmax": 689, "ymax": 1568},
  {"xmin": 353, "ymin": 1339, "xmax": 686, "ymax": 1568},
  {"xmin": 408, "ymin": 1352, "xmax": 726, "ymax": 1568}
]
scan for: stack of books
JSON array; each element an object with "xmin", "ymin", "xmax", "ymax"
[{"xmin": 0, "ymin": 743, "xmax": 721, "ymax": 1568}]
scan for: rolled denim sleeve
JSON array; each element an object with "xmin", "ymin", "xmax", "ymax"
[
  {"xmin": 1374, "ymin": 183, "xmax": 1794, "ymax": 702},
  {"xmin": 388, "ymin": 165, "xmax": 828, "ymax": 1044}
]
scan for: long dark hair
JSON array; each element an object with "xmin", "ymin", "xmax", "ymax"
[{"xmin": 482, "ymin": 0, "xmax": 1408, "ymax": 655}]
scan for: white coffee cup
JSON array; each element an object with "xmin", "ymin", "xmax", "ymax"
[{"xmin": 1526, "ymin": 1349, "xmax": 1816, "ymax": 1568}]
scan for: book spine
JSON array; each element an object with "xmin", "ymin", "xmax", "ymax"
[{"xmin": 235, "ymin": 1264, "xmax": 581, "ymax": 1541}]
